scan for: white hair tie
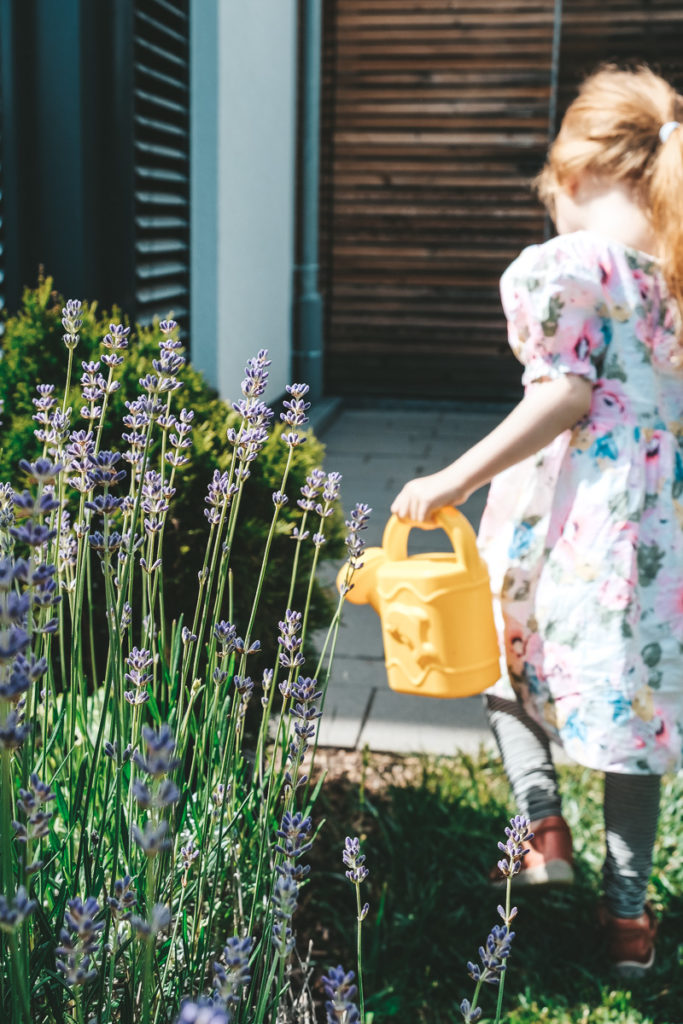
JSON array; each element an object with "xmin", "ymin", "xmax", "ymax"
[{"xmin": 659, "ymin": 121, "xmax": 680, "ymax": 144}]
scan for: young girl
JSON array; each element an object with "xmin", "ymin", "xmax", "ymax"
[{"xmin": 391, "ymin": 65, "xmax": 683, "ymax": 977}]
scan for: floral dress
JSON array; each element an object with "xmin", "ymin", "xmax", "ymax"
[{"xmin": 478, "ymin": 230, "xmax": 683, "ymax": 775}]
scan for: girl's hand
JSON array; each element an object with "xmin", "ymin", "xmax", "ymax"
[{"xmin": 391, "ymin": 469, "xmax": 472, "ymax": 523}]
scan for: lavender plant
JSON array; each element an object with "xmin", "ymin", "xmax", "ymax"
[
  {"xmin": 342, "ymin": 837, "xmax": 369, "ymax": 1022},
  {"xmin": 460, "ymin": 816, "xmax": 533, "ymax": 1024},
  {"xmin": 0, "ymin": 305, "xmax": 370, "ymax": 1024}
]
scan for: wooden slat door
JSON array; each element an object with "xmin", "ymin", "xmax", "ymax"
[
  {"xmin": 321, "ymin": 1, "xmax": 556, "ymax": 400},
  {"xmin": 558, "ymin": 1, "xmax": 683, "ymax": 116}
]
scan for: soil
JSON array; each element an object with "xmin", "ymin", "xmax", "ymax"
[{"xmin": 295, "ymin": 747, "xmax": 423, "ymax": 1004}]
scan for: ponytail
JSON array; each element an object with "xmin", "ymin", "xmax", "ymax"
[
  {"xmin": 650, "ymin": 126, "xmax": 683, "ymax": 353},
  {"xmin": 536, "ymin": 65, "xmax": 683, "ymax": 359}
]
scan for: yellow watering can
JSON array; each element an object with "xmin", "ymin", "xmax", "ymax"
[{"xmin": 338, "ymin": 507, "xmax": 500, "ymax": 698}]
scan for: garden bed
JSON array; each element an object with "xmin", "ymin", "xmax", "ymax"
[{"xmin": 301, "ymin": 747, "xmax": 683, "ymax": 1024}]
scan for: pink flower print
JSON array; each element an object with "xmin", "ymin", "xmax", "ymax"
[
  {"xmin": 598, "ymin": 256, "xmax": 616, "ymax": 288},
  {"xmin": 631, "ymin": 268, "xmax": 652, "ymax": 303},
  {"xmin": 590, "ymin": 380, "xmax": 633, "ymax": 429},
  {"xmin": 598, "ymin": 575, "xmax": 633, "ymax": 612},
  {"xmin": 654, "ymin": 713, "xmax": 671, "ymax": 749},
  {"xmin": 504, "ymin": 616, "xmax": 529, "ymax": 677},
  {"xmin": 553, "ymin": 514, "xmax": 603, "ymax": 578},
  {"xmin": 644, "ymin": 431, "xmax": 664, "ymax": 494},
  {"xmin": 542, "ymin": 641, "xmax": 577, "ymax": 697}
]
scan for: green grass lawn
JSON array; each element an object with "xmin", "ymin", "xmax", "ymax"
[{"xmin": 305, "ymin": 749, "xmax": 683, "ymax": 1024}]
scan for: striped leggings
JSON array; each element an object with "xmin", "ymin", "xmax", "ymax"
[{"xmin": 486, "ymin": 695, "xmax": 661, "ymax": 918}]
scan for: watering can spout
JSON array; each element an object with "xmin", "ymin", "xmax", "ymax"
[{"xmin": 336, "ymin": 546, "xmax": 386, "ymax": 611}]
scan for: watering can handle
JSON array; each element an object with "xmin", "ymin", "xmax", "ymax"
[{"xmin": 381, "ymin": 507, "xmax": 480, "ymax": 568}]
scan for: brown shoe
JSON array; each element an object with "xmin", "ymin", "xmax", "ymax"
[
  {"xmin": 490, "ymin": 815, "xmax": 574, "ymax": 888},
  {"xmin": 597, "ymin": 901, "xmax": 657, "ymax": 978}
]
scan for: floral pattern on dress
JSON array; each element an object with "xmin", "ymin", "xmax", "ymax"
[{"xmin": 478, "ymin": 230, "xmax": 683, "ymax": 774}]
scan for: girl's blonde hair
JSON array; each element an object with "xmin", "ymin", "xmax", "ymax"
[{"xmin": 537, "ymin": 65, "xmax": 683, "ymax": 337}]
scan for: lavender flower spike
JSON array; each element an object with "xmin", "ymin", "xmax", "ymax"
[
  {"xmin": 0, "ymin": 887, "xmax": 37, "ymax": 933},
  {"xmin": 322, "ymin": 966, "xmax": 360, "ymax": 1024},
  {"xmin": 460, "ymin": 997, "xmax": 483, "ymax": 1023},
  {"xmin": 213, "ymin": 935, "xmax": 254, "ymax": 1010},
  {"xmin": 175, "ymin": 999, "xmax": 231, "ymax": 1024},
  {"xmin": 343, "ymin": 836, "xmax": 369, "ymax": 886},
  {"xmin": 496, "ymin": 814, "xmax": 534, "ymax": 879}
]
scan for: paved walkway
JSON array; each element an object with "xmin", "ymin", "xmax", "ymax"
[{"xmin": 312, "ymin": 399, "xmax": 512, "ymax": 757}]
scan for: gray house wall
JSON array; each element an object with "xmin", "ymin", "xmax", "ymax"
[{"xmin": 191, "ymin": 0, "xmax": 298, "ymax": 402}]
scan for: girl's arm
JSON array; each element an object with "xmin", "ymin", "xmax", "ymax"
[{"xmin": 391, "ymin": 374, "xmax": 593, "ymax": 522}]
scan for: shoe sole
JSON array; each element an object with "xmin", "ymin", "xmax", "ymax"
[
  {"xmin": 613, "ymin": 949, "xmax": 655, "ymax": 979},
  {"xmin": 491, "ymin": 859, "xmax": 575, "ymax": 888}
]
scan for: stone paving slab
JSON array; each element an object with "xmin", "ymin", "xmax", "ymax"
[{"xmin": 314, "ymin": 401, "xmax": 512, "ymax": 756}]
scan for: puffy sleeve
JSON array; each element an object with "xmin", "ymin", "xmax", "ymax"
[{"xmin": 500, "ymin": 239, "xmax": 610, "ymax": 387}]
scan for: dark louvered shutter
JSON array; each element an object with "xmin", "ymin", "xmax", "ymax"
[{"xmin": 132, "ymin": 0, "xmax": 191, "ymax": 333}]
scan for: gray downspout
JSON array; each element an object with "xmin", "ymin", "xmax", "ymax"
[{"xmin": 293, "ymin": 0, "xmax": 324, "ymax": 400}]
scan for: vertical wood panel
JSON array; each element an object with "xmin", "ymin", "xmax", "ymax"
[{"xmin": 321, "ymin": 1, "xmax": 555, "ymax": 400}]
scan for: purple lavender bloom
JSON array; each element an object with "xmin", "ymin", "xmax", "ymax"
[
  {"xmin": 103, "ymin": 322, "xmax": 131, "ymax": 351},
  {"xmin": 467, "ymin": 924, "xmax": 514, "ymax": 987},
  {"xmin": 0, "ymin": 710, "xmax": 29, "ymax": 751},
  {"xmin": 278, "ymin": 609, "xmax": 304, "ymax": 670},
  {"xmin": 460, "ymin": 998, "xmax": 483, "ymax": 1023},
  {"xmin": 275, "ymin": 811, "xmax": 313, "ymax": 868},
  {"xmin": 108, "ymin": 876, "xmax": 137, "ymax": 923},
  {"xmin": 213, "ymin": 935, "xmax": 254, "ymax": 1009},
  {"xmin": 85, "ymin": 493, "xmax": 123, "ymax": 516},
  {"xmin": 496, "ymin": 815, "xmax": 533, "ymax": 878},
  {"xmin": 0, "ymin": 483, "xmax": 14, "ymax": 529},
  {"xmin": 344, "ymin": 502, "xmax": 372, "ymax": 568},
  {"xmin": 239, "ymin": 350, "xmax": 271, "ymax": 400},
  {"xmin": 55, "ymin": 896, "xmax": 103, "ymax": 986},
  {"xmin": 14, "ymin": 773, "xmax": 55, "ymax": 845},
  {"xmin": 343, "ymin": 836, "xmax": 369, "ymax": 885},
  {"xmin": 204, "ymin": 470, "xmax": 233, "ymax": 525},
  {"xmin": 323, "ymin": 471, "xmax": 343, "ymax": 505},
  {"xmin": 132, "ymin": 778, "xmax": 179, "ymax": 809},
  {"xmin": 18, "ymin": 458, "xmax": 63, "ymax": 484},
  {"xmin": 271, "ymin": 868, "xmax": 299, "ymax": 958},
  {"xmin": 0, "ymin": 622, "xmax": 30, "ymax": 663},
  {"xmin": 214, "ymin": 620, "xmax": 237, "ymax": 654},
  {"xmin": 322, "ymin": 966, "xmax": 360, "ymax": 1024},
  {"xmin": 10, "ymin": 521, "xmax": 57, "ymax": 548},
  {"xmin": 131, "ymin": 902, "xmax": 171, "ymax": 941},
  {"xmin": 175, "ymin": 999, "xmax": 231, "ymax": 1024},
  {"xmin": 297, "ymin": 467, "xmax": 326, "ymax": 512},
  {"xmin": 0, "ymin": 887, "xmax": 37, "ymax": 933},
  {"xmin": 280, "ymin": 384, "xmax": 311, "ymax": 434},
  {"xmin": 132, "ymin": 819, "xmax": 171, "ymax": 857},
  {"xmin": 133, "ymin": 723, "xmax": 180, "ymax": 778},
  {"xmin": 89, "ymin": 531, "xmax": 123, "ymax": 554},
  {"xmin": 87, "ymin": 451, "xmax": 126, "ymax": 489},
  {"xmin": 0, "ymin": 656, "xmax": 31, "ymax": 702},
  {"xmin": 62, "ymin": 299, "xmax": 82, "ymax": 349},
  {"xmin": 125, "ymin": 646, "xmax": 153, "ymax": 687}
]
